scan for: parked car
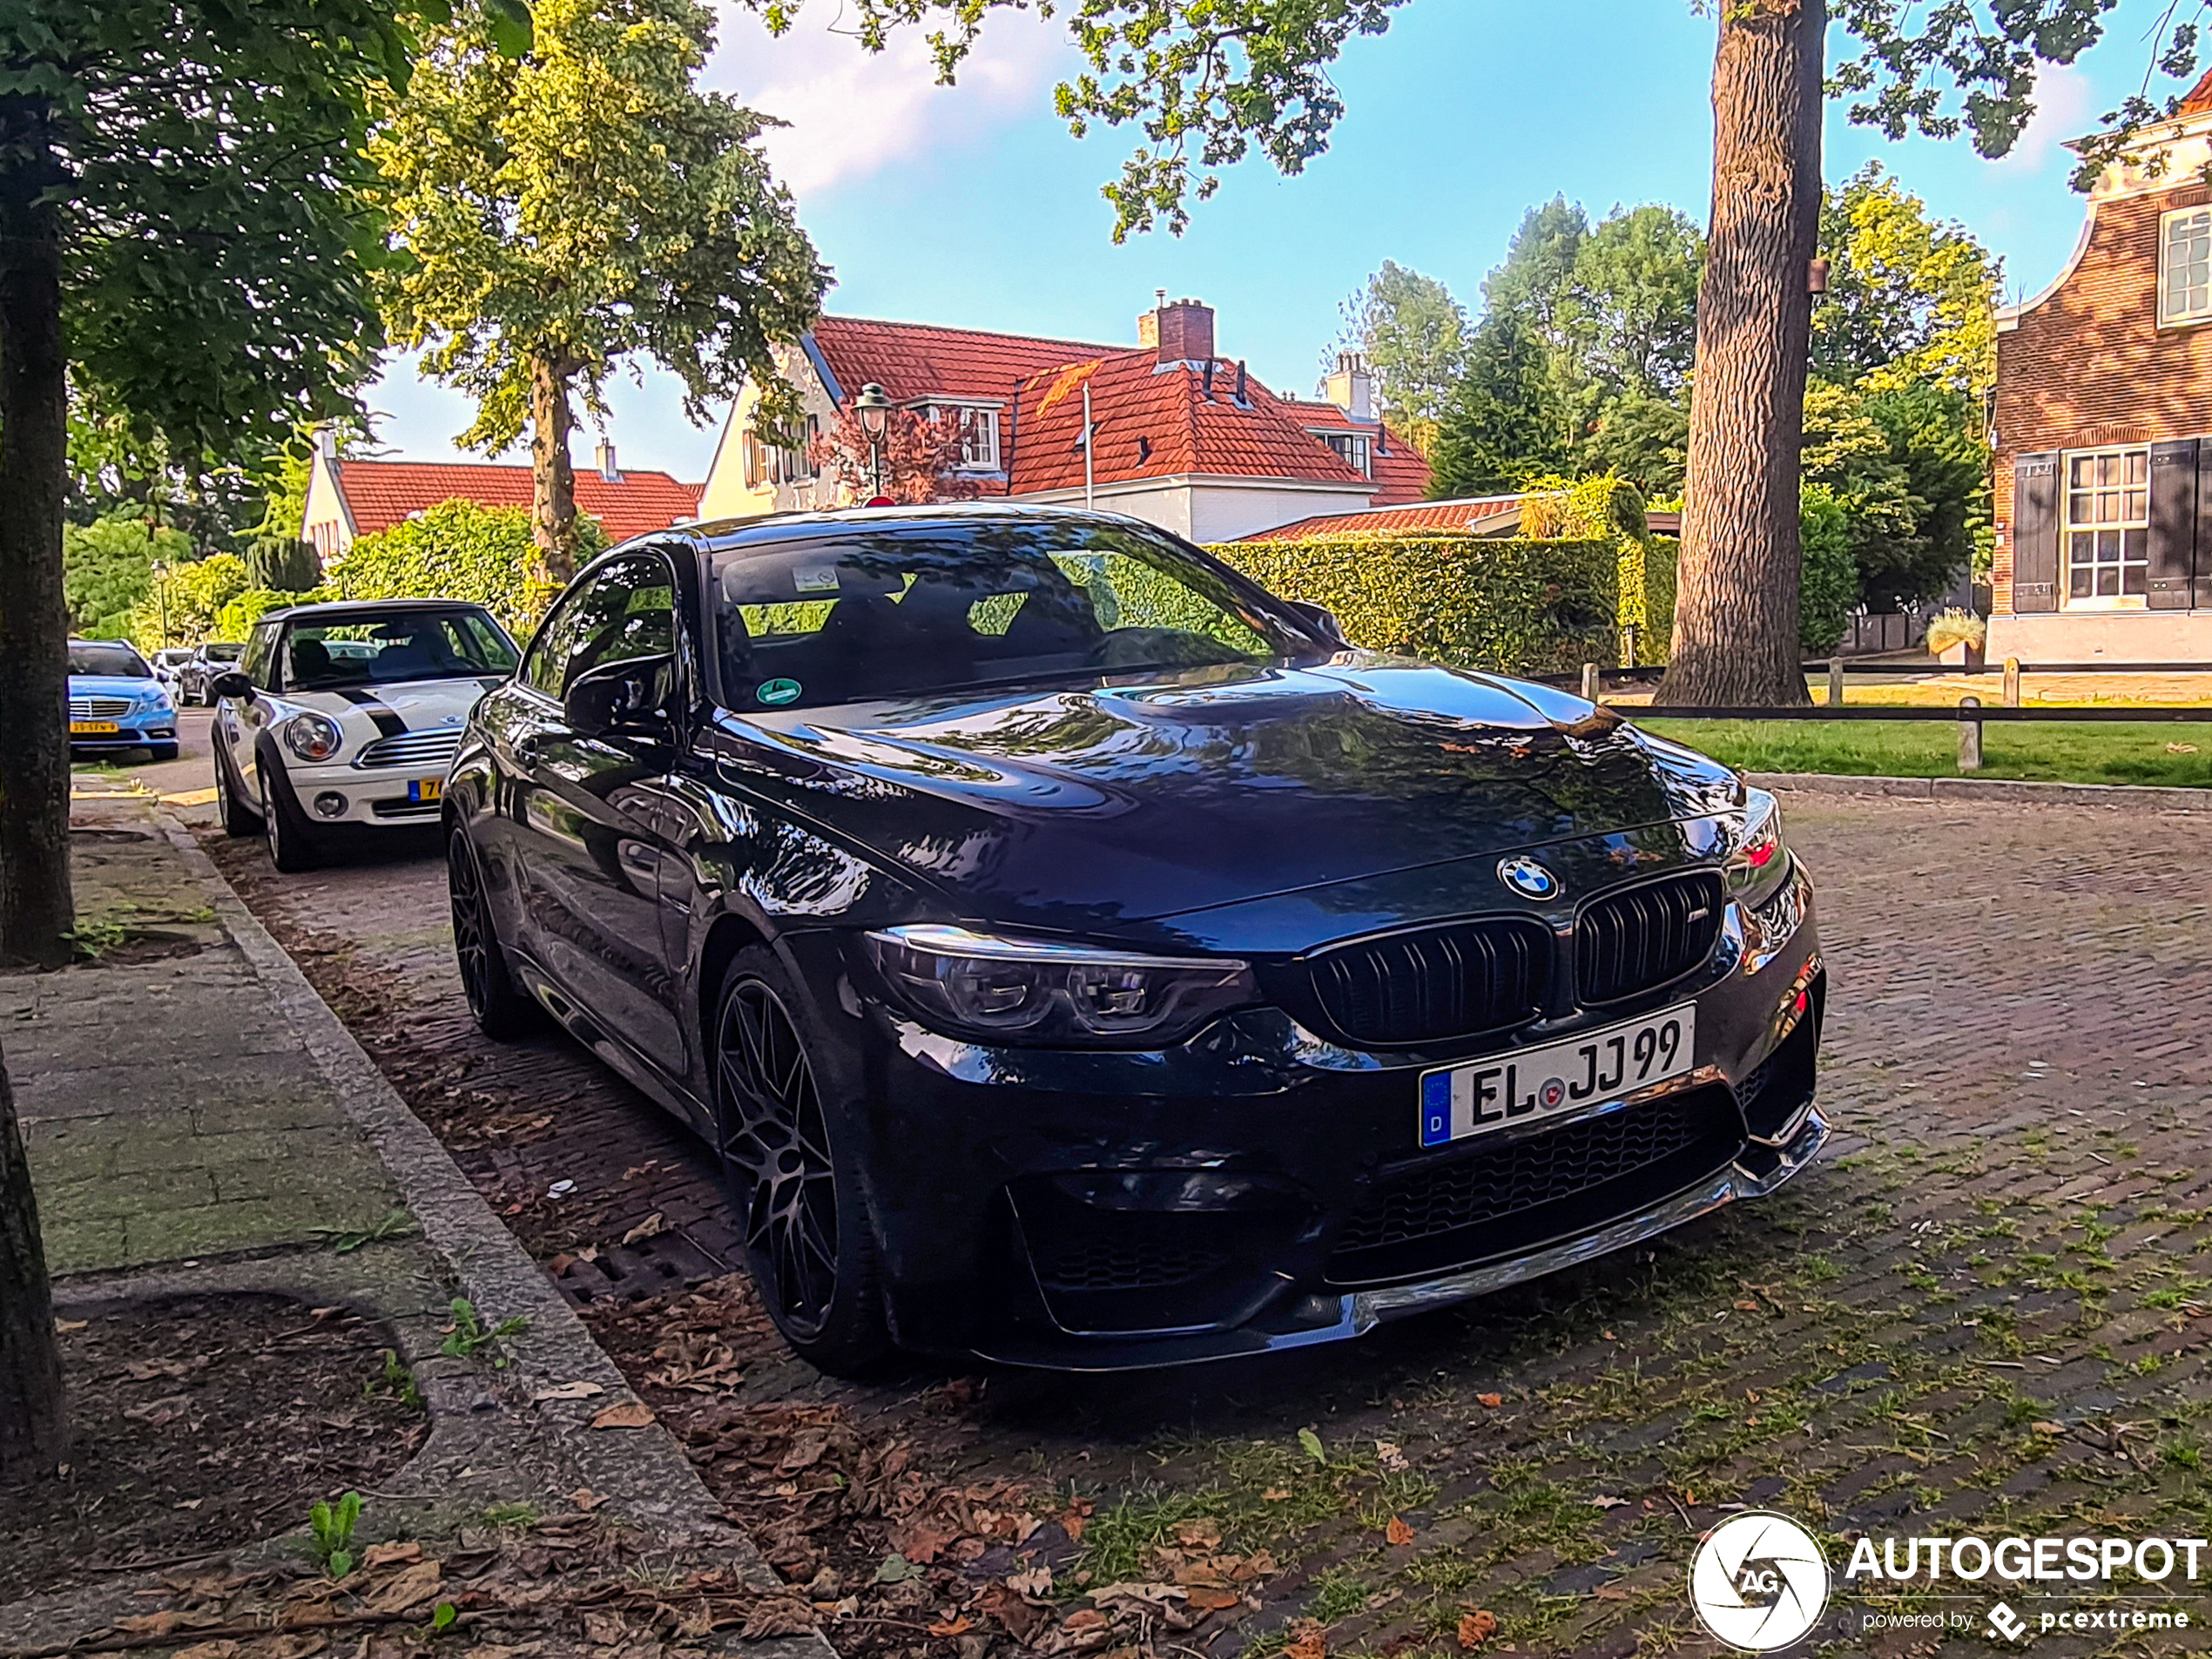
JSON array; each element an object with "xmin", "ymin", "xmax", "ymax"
[
  {"xmin": 444, "ymin": 506, "xmax": 1826, "ymax": 1373},
  {"xmin": 68, "ymin": 639, "xmax": 178, "ymax": 760},
  {"xmin": 210, "ymin": 598, "xmax": 520, "ymax": 872},
  {"xmin": 151, "ymin": 647, "xmax": 193, "ymax": 693},
  {"xmin": 179, "ymin": 641, "xmax": 245, "ymax": 705}
]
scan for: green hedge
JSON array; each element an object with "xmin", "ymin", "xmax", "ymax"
[{"xmin": 1207, "ymin": 535, "xmax": 1620, "ymax": 678}]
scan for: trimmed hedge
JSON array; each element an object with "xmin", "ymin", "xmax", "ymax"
[{"xmin": 1208, "ymin": 535, "xmax": 1620, "ymax": 678}]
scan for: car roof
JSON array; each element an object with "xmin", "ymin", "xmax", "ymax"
[
  {"xmin": 675, "ymin": 501, "xmax": 1165, "ymax": 557},
  {"xmin": 256, "ymin": 597, "xmax": 495, "ymax": 624}
]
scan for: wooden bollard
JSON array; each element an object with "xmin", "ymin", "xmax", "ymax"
[
  {"xmin": 1827, "ymin": 659, "xmax": 1844, "ymax": 707},
  {"xmin": 1958, "ymin": 696, "xmax": 1983, "ymax": 772},
  {"xmin": 2003, "ymin": 657, "xmax": 2021, "ymax": 708},
  {"xmin": 1581, "ymin": 662, "xmax": 1599, "ymax": 701}
]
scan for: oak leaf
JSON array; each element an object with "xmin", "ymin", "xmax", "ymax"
[
  {"xmin": 1385, "ymin": 1516, "xmax": 1415, "ymax": 1547},
  {"xmin": 1456, "ymin": 1608, "xmax": 1498, "ymax": 1649},
  {"xmin": 589, "ymin": 1400, "xmax": 655, "ymax": 1430}
]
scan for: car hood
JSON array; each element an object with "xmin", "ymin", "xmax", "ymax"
[
  {"xmin": 286, "ymin": 678, "xmax": 496, "ymax": 729},
  {"xmin": 711, "ymin": 656, "xmax": 1740, "ymax": 932},
  {"xmin": 69, "ymin": 675, "xmax": 161, "ymax": 698}
]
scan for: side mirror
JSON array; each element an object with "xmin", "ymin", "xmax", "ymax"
[
  {"xmin": 565, "ymin": 654, "xmax": 675, "ymax": 740},
  {"xmin": 209, "ymin": 671, "xmax": 253, "ymax": 701},
  {"xmin": 1288, "ymin": 600, "xmax": 1349, "ymax": 648}
]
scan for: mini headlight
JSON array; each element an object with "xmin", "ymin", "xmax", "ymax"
[
  {"xmin": 864, "ymin": 924, "xmax": 1258, "ymax": 1048},
  {"xmin": 1724, "ymin": 786, "xmax": 1790, "ymax": 905},
  {"xmin": 282, "ymin": 711, "xmax": 343, "ymax": 763}
]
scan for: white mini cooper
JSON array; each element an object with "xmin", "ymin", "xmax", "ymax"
[{"xmin": 211, "ymin": 598, "xmax": 521, "ymax": 871}]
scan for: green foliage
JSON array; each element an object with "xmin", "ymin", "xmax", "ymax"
[
  {"xmin": 1925, "ymin": 608, "xmax": 1986, "ymax": 654},
  {"xmin": 327, "ymin": 500, "xmax": 557, "ymax": 631},
  {"xmin": 308, "ymin": 1491, "xmax": 365, "ymax": 1580},
  {"xmin": 215, "ymin": 589, "xmax": 314, "ymax": 642},
  {"xmin": 440, "ymin": 1297, "xmax": 528, "ymax": 1366},
  {"xmin": 1561, "ymin": 205, "xmax": 1704, "ymax": 403},
  {"xmin": 1297, "ymin": 1426, "xmax": 1327, "ymax": 1464},
  {"xmin": 134, "ymin": 554, "xmax": 251, "ymax": 650},
  {"xmin": 1815, "ymin": 163, "xmax": 1999, "ymax": 400},
  {"xmin": 1519, "ymin": 475, "xmax": 1674, "ymax": 665},
  {"xmin": 64, "ymin": 516, "xmax": 192, "ymax": 642},
  {"xmin": 1426, "ymin": 313, "xmax": 1572, "ymax": 499},
  {"xmin": 367, "ymin": 1348, "xmax": 424, "ymax": 1413},
  {"xmin": 1801, "ymin": 381, "xmax": 1978, "ymax": 612},
  {"xmin": 247, "ymin": 538, "xmax": 323, "ymax": 594},
  {"xmin": 1798, "ymin": 484, "xmax": 1858, "ymax": 656},
  {"xmin": 1335, "ymin": 260, "xmax": 1466, "ymax": 446},
  {"xmin": 1208, "ymin": 535, "xmax": 1618, "ymax": 678}
]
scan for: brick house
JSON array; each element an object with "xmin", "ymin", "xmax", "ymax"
[
  {"xmin": 698, "ymin": 295, "xmax": 1428, "ymax": 543},
  {"xmin": 1993, "ymin": 70, "xmax": 2212, "ymax": 660},
  {"xmin": 299, "ymin": 436, "xmax": 702, "ymax": 560}
]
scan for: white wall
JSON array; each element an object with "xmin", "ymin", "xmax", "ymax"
[{"xmin": 1988, "ymin": 610, "xmax": 2212, "ymax": 664}]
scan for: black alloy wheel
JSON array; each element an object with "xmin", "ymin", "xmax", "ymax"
[
  {"xmin": 711, "ymin": 948, "xmax": 891, "ymax": 1372},
  {"xmin": 447, "ymin": 829, "xmax": 538, "ymax": 1039}
]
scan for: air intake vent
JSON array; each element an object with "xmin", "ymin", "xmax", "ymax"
[
  {"xmin": 1575, "ymin": 873, "xmax": 1723, "ymax": 1006},
  {"xmin": 1305, "ymin": 919, "xmax": 1551, "ymax": 1047}
]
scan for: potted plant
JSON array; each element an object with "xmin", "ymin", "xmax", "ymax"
[{"xmin": 1925, "ymin": 608, "xmax": 1986, "ymax": 671}]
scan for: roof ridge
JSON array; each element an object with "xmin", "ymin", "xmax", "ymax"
[
  {"xmin": 340, "ymin": 456, "xmax": 693, "ymax": 484},
  {"xmin": 819, "ymin": 314, "xmax": 1126, "ymax": 354}
]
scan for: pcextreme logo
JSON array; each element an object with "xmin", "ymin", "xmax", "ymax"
[{"xmin": 1688, "ymin": 1511, "xmax": 1831, "ymax": 1651}]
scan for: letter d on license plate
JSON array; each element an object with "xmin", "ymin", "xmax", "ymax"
[{"xmin": 1419, "ymin": 1006, "xmax": 1696, "ymax": 1148}]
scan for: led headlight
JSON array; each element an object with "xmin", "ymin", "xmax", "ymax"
[
  {"xmin": 282, "ymin": 711, "xmax": 343, "ymax": 763},
  {"xmin": 1723, "ymin": 786, "xmax": 1790, "ymax": 906},
  {"xmin": 865, "ymin": 924, "xmax": 1258, "ymax": 1048}
]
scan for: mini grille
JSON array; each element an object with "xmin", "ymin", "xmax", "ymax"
[
  {"xmin": 1306, "ymin": 919, "xmax": 1551, "ymax": 1046},
  {"xmin": 69, "ymin": 696, "xmax": 133, "ymax": 718},
  {"xmin": 1575, "ymin": 873, "xmax": 1724, "ymax": 1005},
  {"xmin": 1333, "ymin": 1089, "xmax": 1730, "ymax": 1256},
  {"xmin": 354, "ymin": 728, "xmax": 461, "ymax": 771}
]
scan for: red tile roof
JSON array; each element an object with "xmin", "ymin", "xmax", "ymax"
[
  {"xmin": 2182, "ymin": 66, "xmax": 2212, "ymax": 116},
  {"xmin": 1240, "ymin": 497, "xmax": 1683, "ymax": 543},
  {"xmin": 334, "ymin": 460, "xmax": 702, "ymax": 544},
  {"xmin": 1007, "ymin": 353, "xmax": 1367, "ymax": 493},
  {"xmin": 1273, "ymin": 395, "xmax": 1430, "ymax": 505},
  {"xmin": 811, "ymin": 316, "xmax": 1122, "ymax": 405}
]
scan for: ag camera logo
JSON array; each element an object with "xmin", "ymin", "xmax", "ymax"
[{"xmin": 1689, "ymin": 1511, "xmax": 1831, "ymax": 1651}]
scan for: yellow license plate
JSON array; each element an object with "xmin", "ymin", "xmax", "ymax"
[
  {"xmin": 408, "ymin": 778, "xmax": 444, "ymax": 804},
  {"xmin": 70, "ymin": 721, "xmax": 118, "ymax": 735}
]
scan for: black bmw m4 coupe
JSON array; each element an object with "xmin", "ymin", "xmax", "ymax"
[{"xmin": 444, "ymin": 504, "xmax": 1825, "ymax": 1372}]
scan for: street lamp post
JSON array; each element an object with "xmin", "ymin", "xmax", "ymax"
[{"xmin": 853, "ymin": 382, "xmax": 893, "ymax": 503}]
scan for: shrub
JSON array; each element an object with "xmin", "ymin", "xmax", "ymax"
[
  {"xmin": 247, "ymin": 536, "xmax": 323, "ymax": 593},
  {"xmin": 1798, "ymin": 483, "xmax": 1858, "ymax": 656},
  {"xmin": 217, "ymin": 586, "xmax": 332, "ymax": 640},
  {"xmin": 65, "ymin": 515, "xmax": 193, "ymax": 643},
  {"xmin": 327, "ymin": 500, "xmax": 559, "ymax": 632},
  {"xmin": 1207, "ymin": 535, "xmax": 1619, "ymax": 678},
  {"xmin": 132, "ymin": 552, "xmax": 251, "ymax": 649},
  {"xmin": 1925, "ymin": 607, "xmax": 1986, "ymax": 655}
]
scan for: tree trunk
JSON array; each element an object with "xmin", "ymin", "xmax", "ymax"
[
  {"xmin": 0, "ymin": 98, "xmax": 76, "ymax": 968},
  {"xmin": 529, "ymin": 351, "xmax": 579, "ymax": 590},
  {"xmin": 0, "ymin": 1034, "xmax": 66, "ymax": 1482},
  {"xmin": 1661, "ymin": 0, "xmax": 1826, "ymax": 707}
]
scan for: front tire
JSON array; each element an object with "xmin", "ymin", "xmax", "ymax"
[
  {"xmin": 215, "ymin": 745, "xmax": 258, "ymax": 837},
  {"xmin": 448, "ymin": 829, "xmax": 539, "ymax": 1040},
  {"xmin": 711, "ymin": 947, "xmax": 892, "ymax": 1375},
  {"xmin": 257, "ymin": 763, "xmax": 319, "ymax": 873}
]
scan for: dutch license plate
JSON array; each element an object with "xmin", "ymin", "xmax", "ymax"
[
  {"xmin": 408, "ymin": 778, "xmax": 444, "ymax": 804},
  {"xmin": 70, "ymin": 721, "xmax": 118, "ymax": 735},
  {"xmin": 1419, "ymin": 1005, "xmax": 1696, "ymax": 1149}
]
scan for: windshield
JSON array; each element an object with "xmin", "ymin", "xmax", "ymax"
[
  {"xmin": 69, "ymin": 644, "xmax": 152, "ymax": 678},
  {"xmin": 280, "ymin": 609, "xmax": 518, "ymax": 691},
  {"xmin": 710, "ymin": 520, "xmax": 1325, "ymax": 711},
  {"xmin": 202, "ymin": 643, "xmax": 242, "ymax": 663}
]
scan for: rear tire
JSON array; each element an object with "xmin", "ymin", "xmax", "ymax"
[
  {"xmin": 258, "ymin": 762, "xmax": 319, "ymax": 873},
  {"xmin": 711, "ymin": 946, "xmax": 893, "ymax": 1375},
  {"xmin": 448, "ymin": 829, "xmax": 540, "ymax": 1040}
]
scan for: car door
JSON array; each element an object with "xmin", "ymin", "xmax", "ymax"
[
  {"xmin": 500, "ymin": 553, "xmax": 688, "ymax": 1078},
  {"xmin": 216, "ymin": 621, "xmax": 283, "ymax": 801}
]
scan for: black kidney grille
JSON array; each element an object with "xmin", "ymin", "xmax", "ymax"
[
  {"xmin": 1575, "ymin": 872, "xmax": 1724, "ymax": 1005},
  {"xmin": 1308, "ymin": 919, "xmax": 1551, "ymax": 1046},
  {"xmin": 1334, "ymin": 1089, "xmax": 1727, "ymax": 1255}
]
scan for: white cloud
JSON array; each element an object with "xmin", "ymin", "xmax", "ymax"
[
  {"xmin": 1992, "ymin": 61, "xmax": 2098, "ymax": 173},
  {"xmin": 705, "ymin": 3, "xmax": 1069, "ymax": 198}
]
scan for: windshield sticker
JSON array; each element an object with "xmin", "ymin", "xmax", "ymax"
[
  {"xmin": 793, "ymin": 565, "xmax": 841, "ymax": 595},
  {"xmin": 757, "ymin": 678, "xmax": 803, "ymax": 706}
]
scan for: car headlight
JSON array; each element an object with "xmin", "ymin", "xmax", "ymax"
[
  {"xmin": 1724, "ymin": 786, "xmax": 1790, "ymax": 905},
  {"xmin": 281, "ymin": 711, "xmax": 343, "ymax": 763},
  {"xmin": 864, "ymin": 924, "xmax": 1258, "ymax": 1048}
]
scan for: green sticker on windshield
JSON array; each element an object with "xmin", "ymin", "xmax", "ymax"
[{"xmin": 756, "ymin": 678, "xmax": 802, "ymax": 706}]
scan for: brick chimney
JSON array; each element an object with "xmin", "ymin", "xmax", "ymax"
[
  {"xmin": 1323, "ymin": 351, "xmax": 1372, "ymax": 421},
  {"xmin": 1152, "ymin": 296, "xmax": 1215, "ymax": 367}
]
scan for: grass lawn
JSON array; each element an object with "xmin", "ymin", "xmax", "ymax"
[{"xmin": 1638, "ymin": 718, "xmax": 2212, "ymax": 788}]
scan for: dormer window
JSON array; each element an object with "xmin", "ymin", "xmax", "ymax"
[
  {"xmin": 2161, "ymin": 207, "xmax": 2212, "ymax": 324},
  {"xmin": 1320, "ymin": 432, "xmax": 1372, "ymax": 477},
  {"xmin": 922, "ymin": 403, "xmax": 1001, "ymax": 471}
]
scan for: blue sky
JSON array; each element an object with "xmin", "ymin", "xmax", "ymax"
[{"xmin": 365, "ymin": 0, "xmax": 2175, "ymax": 480}]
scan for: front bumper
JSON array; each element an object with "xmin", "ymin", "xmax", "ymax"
[
  {"xmin": 277, "ymin": 760, "xmax": 446, "ymax": 827},
  {"xmin": 71, "ymin": 717, "xmax": 175, "ymax": 751},
  {"xmin": 790, "ymin": 865, "xmax": 1830, "ymax": 1370}
]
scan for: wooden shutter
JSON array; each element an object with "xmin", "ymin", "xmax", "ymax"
[
  {"xmin": 2011, "ymin": 452, "xmax": 2060, "ymax": 613},
  {"xmin": 2149, "ymin": 439, "xmax": 2198, "ymax": 609},
  {"xmin": 2197, "ymin": 442, "xmax": 2212, "ymax": 608}
]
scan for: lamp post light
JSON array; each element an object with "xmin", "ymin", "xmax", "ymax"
[{"xmin": 853, "ymin": 381, "xmax": 893, "ymax": 503}]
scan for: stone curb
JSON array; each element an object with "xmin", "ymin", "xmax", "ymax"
[
  {"xmin": 150, "ymin": 813, "xmax": 813, "ymax": 1629},
  {"xmin": 1748, "ymin": 770, "xmax": 2212, "ymax": 812}
]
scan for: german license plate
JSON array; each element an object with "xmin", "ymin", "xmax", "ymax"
[
  {"xmin": 70, "ymin": 721, "xmax": 118, "ymax": 735},
  {"xmin": 408, "ymin": 778, "xmax": 443, "ymax": 804},
  {"xmin": 1420, "ymin": 1005, "xmax": 1696, "ymax": 1148}
]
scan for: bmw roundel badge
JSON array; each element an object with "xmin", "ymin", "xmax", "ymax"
[{"xmin": 1497, "ymin": 855, "xmax": 1561, "ymax": 900}]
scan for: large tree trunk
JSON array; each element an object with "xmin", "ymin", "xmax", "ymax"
[
  {"xmin": 529, "ymin": 350, "xmax": 580, "ymax": 590},
  {"xmin": 0, "ymin": 99, "xmax": 76, "ymax": 968},
  {"xmin": 1661, "ymin": 0, "xmax": 1826, "ymax": 706},
  {"xmin": 0, "ymin": 1035, "xmax": 66, "ymax": 1481}
]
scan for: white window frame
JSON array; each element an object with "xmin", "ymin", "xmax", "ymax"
[
  {"xmin": 924, "ymin": 403, "xmax": 1001, "ymax": 472},
  {"xmin": 1312, "ymin": 429, "xmax": 1372, "ymax": 477},
  {"xmin": 2161, "ymin": 206, "xmax": 2212, "ymax": 327},
  {"xmin": 2060, "ymin": 445, "xmax": 2151, "ymax": 610}
]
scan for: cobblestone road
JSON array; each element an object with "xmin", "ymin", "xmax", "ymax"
[{"xmin": 206, "ymin": 792, "xmax": 2212, "ymax": 1656}]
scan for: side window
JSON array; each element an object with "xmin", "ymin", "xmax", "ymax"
[
  {"xmin": 520, "ymin": 556, "xmax": 677, "ymax": 699},
  {"xmin": 239, "ymin": 623, "xmax": 280, "ymax": 691}
]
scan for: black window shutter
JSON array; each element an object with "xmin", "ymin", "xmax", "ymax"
[
  {"xmin": 2150, "ymin": 439, "xmax": 2198, "ymax": 609},
  {"xmin": 2197, "ymin": 442, "xmax": 2212, "ymax": 609},
  {"xmin": 2011, "ymin": 452, "xmax": 2060, "ymax": 614}
]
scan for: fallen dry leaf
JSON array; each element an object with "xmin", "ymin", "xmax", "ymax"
[
  {"xmin": 361, "ymin": 1542, "xmax": 421, "ymax": 1568},
  {"xmin": 1733, "ymin": 1299, "xmax": 1761, "ymax": 1312},
  {"xmin": 1262, "ymin": 1487, "xmax": 1291, "ymax": 1501},
  {"xmin": 54, "ymin": 1318, "xmax": 88, "ymax": 1333},
  {"xmin": 927, "ymin": 1616, "xmax": 973, "ymax": 1637},
  {"xmin": 531, "ymin": 1380, "xmax": 605, "ymax": 1401},
  {"xmin": 1476, "ymin": 1393, "xmax": 1504, "ymax": 1409},
  {"xmin": 1385, "ymin": 1516, "xmax": 1415, "ymax": 1547},
  {"xmin": 581, "ymin": 1611, "xmax": 627, "ymax": 1646},
  {"xmin": 1457, "ymin": 1608, "xmax": 1499, "ymax": 1649},
  {"xmin": 740, "ymin": 1598, "xmax": 819, "ymax": 1641},
  {"xmin": 621, "ymin": 1211, "xmax": 666, "ymax": 1245},
  {"xmin": 1284, "ymin": 1621, "xmax": 1327, "ymax": 1659},
  {"xmin": 589, "ymin": 1400, "xmax": 655, "ymax": 1430},
  {"xmin": 2033, "ymin": 1420, "xmax": 2065, "ymax": 1435},
  {"xmin": 172, "ymin": 1643, "xmax": 239, "ymax": 1659},
  {"xmin": 1373, "ymin": 1440, "xmax": 1409, "ymax": 1472},
  {"xmin": 570, "ymin": 1487, "xmax": 608, "ymax": 1511},
  {"xmin": 1594, "ymin": 1586, "xmax": 1631, "ymax": 1602},
  {"xmin": 360, "ymin": 1561, "xmax": 442, "ymax": 1615},
  {"xmin": 1062, "ymin": 1610, "xmax": 1109, "ymax": 1633},
  {"xmin": 1007, "ymin": 1567, "xmax": 1053, "ymax": 1596},
  {"xmin": 1184, "ymin": 1587, "xmax": 1242, "ymax": 1612},
  {"xmin": 1172, "ymin": 1518, "xmax": 1222, "ymax": 1548}
]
